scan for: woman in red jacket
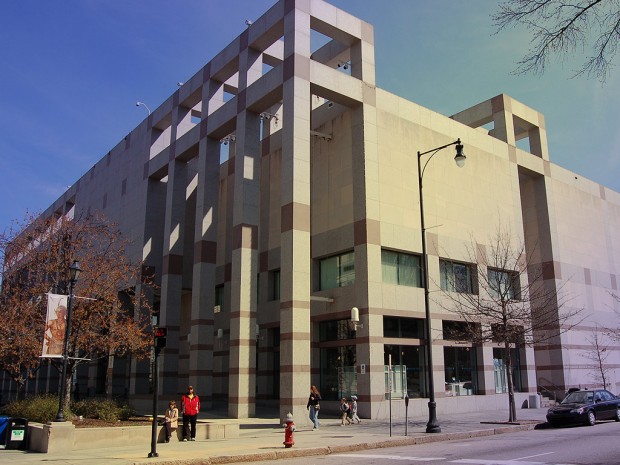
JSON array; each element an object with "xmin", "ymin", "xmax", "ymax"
[{"xmin": 180, "ymin": 386, "xmax": 200, "ymax": 441}]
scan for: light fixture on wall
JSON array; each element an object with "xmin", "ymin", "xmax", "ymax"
[
  {"xmin": 310, "ymin": 130, "xmax": 332, "ymax": 142},
  {"xmin": 350, "ymin": 307, "xmax": 363, "ymax": 331},
  {"xmin": 220, "ymin": 134, "xmax": 236, "ymax": 145},
  {"xmin": 260, "ymin": 112, "xmax": 279, "ymax": 124},
  {"xmin": 337, "ymin": 61, "xmax": 351, "ymax": 70}
]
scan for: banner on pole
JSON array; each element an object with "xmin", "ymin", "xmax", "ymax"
[{"xmin": 42, "ymin": 294, "xmax": 67, "ymax": 358}]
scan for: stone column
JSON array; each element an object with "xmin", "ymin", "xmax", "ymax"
[
  {"xmin": 279, "ymin": 3, "xmax": 312, "ymax": 423},
  {"xmin": 227, "ymin": 44, "xmax": 263, "ymax": 418},
  {"xmin": 188, "ymin": 135, "xmax": 220, "ymax": 406},
  {"xmin": 159, "ymin": 105, "xmax": 188, "ymax": 396},
  {"xmin": 349, "ymin": 24, "xmax": 382, "ymax": 418}
]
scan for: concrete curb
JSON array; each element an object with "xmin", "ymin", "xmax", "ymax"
[{"xmin": 131, "ymin": 423, "xmax": 542, "ymax": 465}]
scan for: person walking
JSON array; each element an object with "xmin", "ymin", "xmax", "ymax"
[
  {"xmin": 340, "ymin": 397, "xmax": 352, "ymax": 425},
  {"xmin": 163, "ymin": 400, "xmax": 179, "ymax": 442},
  {"xmin": 350, "ymin": 395, "xmax": 361, "ymax": 424},
  {"xmin": 180, "ymin": 386, "xmax": 200, "ymax": 441},
  {"xmin": 306, "ymin": 385, "xmax": 321, "ymax": 430}
]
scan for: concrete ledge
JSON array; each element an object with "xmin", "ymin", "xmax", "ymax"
[{"xmin": 27, "ymin": 420, "xmax": 239, "ymax": 453}]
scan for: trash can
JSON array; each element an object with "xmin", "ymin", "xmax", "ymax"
[
  {"xmin": 529, "ymin": 394, "xmax": 541, "ymax": 409},
  {"xmin": 5, "ymin": 418, "xmax": 28, "ymax": 450},
  {"xmin": 0, "ymin": 416, "xmax": 9, "ymax": 449}
]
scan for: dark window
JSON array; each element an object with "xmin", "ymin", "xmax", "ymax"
[
  {"xmin": 488, "ymin": 268, "xmax": 521, "ymax": 300},
  {"xmin": 269, "ymin": 269, "xmax": 280, "ymax": 301},
  {"xmin": 440, "ymin": 259, "xmax": 476, "ymax": 293},
  {"xmin": 381, "ymin": 250, "xmax": 422, "ymax": 287},
  {"xmin": 493, "ymin": 347, "xmax": 523, "ymax": 393},
  {"xmin": 319, "ymin": 319, "xmax": 355, "ymax": 342},
  {"xmin": 444, "ymin": 347, "xmax": 477, "ymax": 396},
  {"xmin": 215, "ymin": 284, "xmax": 224, "ymax": 313},
  {"xmin": 443, "ymin": 320, "xmax": 480, "ymax": 341},
  {"xmin": 320, "ymin": 345, "xmax": 357, "ymax": 400},
  {"xmin": 319, "ymin": 251, "xmax": 355, "ymax": 290},
  {"xmin": 384, "ymin": 344, "xmax": 427, "ymax": 398},
  {"xmin": 383, "ymin": 317, "xmax": 424, "ymax": 338}
]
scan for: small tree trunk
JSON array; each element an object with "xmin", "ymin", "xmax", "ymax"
[
  {"xmin": 505, "ymin": 343, "xmax": 517, "ymax": 422},
  {"xmin": 16, "ymin": 379, "xmax": 26, "ymax": 401},
  {"xmin": 63, "ymin": 369, "xmax": 72, "ymax": 416},
  {"xmin": 106, "ymin": 353, "xmax": 114, "ymax": 400}
]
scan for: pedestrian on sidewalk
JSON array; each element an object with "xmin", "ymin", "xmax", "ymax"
[
  {"xmin": 307, "ymin": 385, "xmax": 321, "ymax": 430},
  {"xmin": 163, "ymin": 400, "xmax": 179, "ymax": 442},
  {"xmin": 350, "ymin": 395, "xmax": 361, "ymax": 424},
  {"xmin": 181, "ymin": 385, "xmax": 200, "ymax": 441},
  {"xmin": 340, "ymin": 397, "xmax": 352, "ymax": 425}
]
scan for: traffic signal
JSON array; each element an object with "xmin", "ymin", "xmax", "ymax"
[{"xmin": 154, "ymin": 327, "xmax": 167, "ymax": 349}]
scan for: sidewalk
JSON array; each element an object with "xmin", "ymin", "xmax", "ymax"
[{"xmin": 2, "ymin": 408, "xmax": 548, "ymax": 465}]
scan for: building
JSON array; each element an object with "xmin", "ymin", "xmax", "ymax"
[{"xmin": 4, "ymin": 0, "xmax": 620, "ymax": 422}]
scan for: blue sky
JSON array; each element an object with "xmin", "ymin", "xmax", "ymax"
[{"xmin": 2, "ymin": 0, "xmax": 619, "ymax": 234}]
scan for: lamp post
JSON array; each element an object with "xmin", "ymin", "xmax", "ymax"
[
  {"xmin": 55, "ymin": 260, "xmax": 82, "ymax": 422},
  {"xmin": 417, "ymin": 138, "xmax": 465, "ymax": 433},
  {"xmin": 136, "ymin": 101, "xmax": 152, "ymax": 116}
]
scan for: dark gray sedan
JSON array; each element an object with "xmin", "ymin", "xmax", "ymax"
[{"xmin": 547, "ymin": 389, "xmax": 620, "ymax": 427}]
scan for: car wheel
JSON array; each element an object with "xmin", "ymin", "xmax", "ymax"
[
  {"xmin": 548, "ymin": 421, "xmax": 559, "ymax": 428},
  {"xmin": 615, "ymin": 408, "xmax": 620, "ymax": 422},
  {"xmin": 586, "ymin": 410, "xmax": 596, "ymax": 426}
]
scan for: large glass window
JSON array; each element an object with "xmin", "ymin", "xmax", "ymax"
[
  {"xmin": 384, "ymin": 344, "xmax": 427, "ymax": 398},
  {"xmin": 383, "ymin": 317, "xmax": 424, "ymax": 339},
  {"xmin": 320, "ymin": 346, "xmax": 357, "ymax": 400},
  {"xmin": 443, "ymin": 320, "xmax": 480, "ymax": 341},
  {"xmin": 381, "ymin": 250, "xmax": 422, "ymax": 287},
  {"xmin": 319, "ymin": 251, "xmax": 355, "ymax": 290},
  {"xmin": 214, "ymin": 284, "xmax": 224, "ymax": 313},
  {"xmin": 444, "ymin": 347, "xmax": 477, "ymax": 396},
  {"xmin": 487, "ymin": 268, "xmax": 521, "ymax": 300},
  {"xmin": 269, "ymin": 269, "xmax": 280, "ymax": 301},
  {"xmin": 319, "ymin": 319, "xmax": 355, "ymax": 342},
  {"xmin": 493, "ymin": 348, "xmax": 523, "ymax": 393},
  {"xmin": 440, "ymin": 259, "xmax": 475, "ymax": 293}
]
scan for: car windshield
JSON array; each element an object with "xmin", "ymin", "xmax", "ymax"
[{"xmin": 562, "ymin": 391, "xmax": 594, "ymax": 404}]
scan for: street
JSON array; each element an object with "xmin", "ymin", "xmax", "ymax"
[{"xmin": 244, "ymin": 420, "xmax": 620, "ymax": 465}]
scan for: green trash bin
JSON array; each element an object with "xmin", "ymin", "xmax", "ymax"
[{"xmin": 6, "ymin": 418, "xmax": 28, "ymax": 450}]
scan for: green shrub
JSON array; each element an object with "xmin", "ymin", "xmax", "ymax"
[
  {"xmin": 1, "ymin": 395, "xmax": 72, "ymax": 424},
  {"xmin": 71, "ymin": 399, "xmax": 135, "ymax": 421},
  {"xmin": 1, "ymin": 396, "xmax": 136, "ymax": 423}
]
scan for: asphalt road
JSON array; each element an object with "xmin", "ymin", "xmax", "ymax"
[{"xmin": 243, "ymin": 420, "xmax": 620, "ymax": 465}]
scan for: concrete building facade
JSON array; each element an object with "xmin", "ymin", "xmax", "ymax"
[{"xmin": 4, "ymin": 0, "xmax": 620, "ymax": 422}]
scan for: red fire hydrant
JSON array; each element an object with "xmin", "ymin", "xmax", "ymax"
[{"xmin": 283, "ymin": 412, "xmax": 295, "ymax": 448}]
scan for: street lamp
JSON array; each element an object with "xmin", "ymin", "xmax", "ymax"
[
  {"xmin": 417, "ymin": 138, "xmax": 465, "ymax": 433},
  {"xmin": 55, "ymin": 260, "xmax": 82, "ymax": 422},
  {"xmin": 136, "ymin": 101, "xmax": 152, "ymax": 116}
]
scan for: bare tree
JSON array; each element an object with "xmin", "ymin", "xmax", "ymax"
[
  {"xmin": 493, "ymin": 0, "xmax": 620, "ymax": 82},
  {"xmin": 436, "ymin": 226, "xmax": 581, "ymax": 422},
  {"xmin": 581, "ymin": 326, "xmax": 611, "ymax": 388},
  {"xmin": 0, "ymin": 212, "xmax": 155, "ymax": 408}
]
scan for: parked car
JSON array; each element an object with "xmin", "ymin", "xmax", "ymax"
[{"xmin": 546, "ymin": 389, "xmax": 620, "ymax": 427}]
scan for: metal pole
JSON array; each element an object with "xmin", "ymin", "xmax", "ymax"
[
  {"xmin": 55, "ymin": 277, "xmax": 76, "ymax": 422},
  {"xmin": 418, "ymin": 151, "xmax": 441, "ymax": 433},
  {"xmin": 148, "ymin": 344, "xmax": 160, "ymax": 458},
  {"xmin": 388, "ymin": 354, "xmax": 392, "ymax": 437},
  {"xmin": 405, "ymin": 394, "xmax": 409, "ymax": 436}
]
